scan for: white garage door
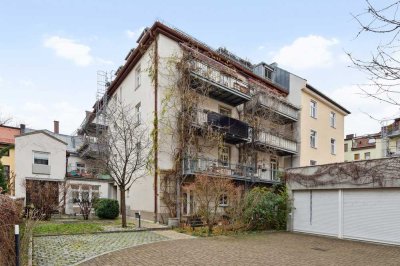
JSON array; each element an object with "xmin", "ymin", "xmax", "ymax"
[
  {"xmin": 293, "ymin": 190, "xmax": 338, "ymax": 236},
  {"xmin": 343, "ymin": 189, "xmax": 400, "ymax": 245}
]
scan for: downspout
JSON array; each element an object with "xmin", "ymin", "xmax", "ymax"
[{"xmin": 153, "ymin": 32, "xmax": 159, "ymax": 223}]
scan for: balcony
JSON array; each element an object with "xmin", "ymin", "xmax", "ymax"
[
  {"xmin": 385, "ymin": 128, "xmax": 400, "ymax": 138},
  {"xmin": 183, "ymin": 157, "xmax": 281, "ymax": 183},
  {"xmin": 66, "ymin": 166, "xmax": 112, "ymax": 180},
  {"xmin": 192, "ymin": 109, "xmax": 251, "ymax": 144},
  {"xmin": 253, "ymin": 130, "xmax": 298, "ymax": 155},
  {"xmin": 246, "ymin": 93, "xmax": 299, "ymax": 123},
  {"xmin": 78, "ymin": 140, "xmax": 102, "ymax": 158},
  {"xmin": 189, "ymin": 60, "xmax": 252, "ymax": 106}
]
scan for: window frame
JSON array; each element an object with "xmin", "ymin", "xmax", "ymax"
[
  {"xmin": 354, "ymin": 153, "xmax": 360, "ymax": 160},
  {"xmin": 310, "ymin": 100, "xmax": 317, "ymax": 118},
  {"xmin": 135, "ymin": 102, "xmax": 141, "ymax": 124},
  {"xmin": 344, "ymin": 143, "xmax": 348, "ymax": 152},
  {"xmin": 218, "ymin": 145, "xmax": 230, "ymax": 167},
  {"xmin": 135, "ymin": 65, "xmax": 141, "ymax": 89},
  {"xmin": 364, "ymin": 152, "xmax": 371, "ymax": 160},
  {"xmin": 33, "ymin": 151, "xmax": 50, "ymax": 165},
  {"xmin": 330, "ymin": 138, "xmax": 336, "ymax": 155},
  {"xmin": 219, "ymin": 193, "xmax": 228, "ymax": 207},
  {"xmin": 330, "ymin": 112, "xmax": 336, "ymax": 128},
  {"xmin": 219, "ymin": 106, "xmax": 232, "ymax": 117},
  {"xmin": 310, "ymin": 130, "xmax": 317, "ymax": 148}
]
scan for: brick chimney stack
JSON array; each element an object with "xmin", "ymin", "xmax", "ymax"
[{"xmin": 54, "ymin": 120, "xmax": 59, "ymax": 134}]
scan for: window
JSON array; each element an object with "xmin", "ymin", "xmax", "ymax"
[
  {"xmin": 76, "ymin": 163, "xmax": 85, "ymax": 174},
  {"xmin": 310, "ymin": 130, "xmax": 317, "ymax": 148},
  {"xmin": 364, "ymin": 152, "xmax": 371, "ymax": 160},
  {"xmin": 33, "ymin": 151, "xmax": 49, "ymax": 165},
  {"xmin": 265, "ymin": 68, "xmax": 273, "ymax": 80},
  {"xmin": 354, "ymin": 153, "xmax": 360, "ymax": 160},
  {"xmin": 344, "ymin": 143, "xmax": 348, "ymax": 152},
  {"xmin": 331, "ymin": 138, "xmax": 336, "ymax": 155},
  {"xmin": 71, "ymin": 185, "xmax": 80, "ymax": 203},
  {"xmin": 136, "ymin": 142, "xmax": 142, "ymax": 161},
  {"xmin": 3, "ymin": 165, "xmax": 10, "ymax": 181},
  {"xmin": 220, "ymin": 74, "xmax": 229, "ymax": 87},
  {"xmin": 91, "ymin": 186, "xmax": 100, "ymax": 201},
  {"xmin": 219, "ymin": 106, "xmax": 231, "ymax": 117},
  {"xmin": 218, "ymin": 145, "xmax": 230, "ymax": 167},
  {"xmin": 219, "ymin": 194, "xmax": 228, "ymax": 207},
  {"xmin": 135, "ymin": 65, "xmax": 141, "ymax": 89},
  {"xmin": 310, "ymin": 160, "xmax": 317, "ymax": 166},
  {"xmin": 135, "ymin": 102, "xmax": 141, "ymax": 124},
  {"xmin": 330, "ymin": 112, "xmax": 336, "ymax": 128},
  {"xmin": 1, "ymin": 146, "xmax": 9, "ymax": 156},
  {"xmin": 270, "ymin": 158, "xmax": 278, "ymax": 180},
  {"xmin": 310, "ymin": 100, "xmax": 317, "ymax": 118}
]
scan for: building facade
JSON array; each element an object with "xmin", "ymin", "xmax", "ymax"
[
  {"xmin": 15, "ymin": 126, "xmax": 116, "ymax": 215},
  {"xmin": 78, "ymin": 22, "xmax": 349, "ymax": 223},
  {"xmin": 0, "ymin": 124, "xmax": 22, "ymax": 195},
  {"xmin": 344, "ymin": 133, "xmax": 382, "ymax": 162}
]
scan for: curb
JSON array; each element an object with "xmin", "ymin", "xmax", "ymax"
[{"xmin": 33, "ymin": 226, "xmax": 171, "ymax": 238}]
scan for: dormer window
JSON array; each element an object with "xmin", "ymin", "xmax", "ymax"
[{"xmin": 265, "ymin": 68, "xmax": 273, "ymax": 80}]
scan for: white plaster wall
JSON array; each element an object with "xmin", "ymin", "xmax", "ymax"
[
  {"xmin": 15, "ymin": 132, "xmax": 67, "ymax": 198},
  {"xmin": 64, "ymin": 179, "xmax": 113, "ymax": 215}
]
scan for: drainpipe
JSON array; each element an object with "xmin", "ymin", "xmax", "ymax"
[{"xmin": 152, "ymin": 31, "xmax": 159, "ymax": 223}]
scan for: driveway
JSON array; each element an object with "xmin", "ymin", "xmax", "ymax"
[
  {"xmin": 81, "ymin": 232, "xmax": 400, "ymax": 266},
  {"xmin": 33, "ymin": 230, "xmax": 193, "ymax": 266}
]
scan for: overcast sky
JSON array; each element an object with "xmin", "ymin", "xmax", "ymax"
[{"xmin": 1, "ymin": 0, "xmax": 399, "ymax": 135}]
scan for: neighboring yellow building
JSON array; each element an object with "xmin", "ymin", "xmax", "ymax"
[
  {"xmin": 298, "ymin": 84, "xmax": 350, "ymax": 166},
  {"xmin": 344, "ymin": 133, "xmax": 383, "ymax": 162},
  {"xmin": 0, "ymin": 125, "xmax": 21, "ymax": 195}
]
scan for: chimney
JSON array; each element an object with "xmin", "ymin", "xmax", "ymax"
[
  {"xmin": 20, "ymin": 124, "xmax": 26, "ymax": 134},
  {"xmin": 54, "ymin": 120, "xmax": 59, "ymax": 134}
]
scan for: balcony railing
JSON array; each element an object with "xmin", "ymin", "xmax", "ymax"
[
  {"xmin": 66, "ymin": 166, "xmax": 112, "ymax": 180},
  {"xmin": 254, "ymin": 131, "xmax": 298, "ymax": 155},
  {"xmin": 183, "ymin": 157, "xmax": 281, "ymax": 183},
  {"xmin": 385, "ymin": 128, "xmax": 400, "ymax": 138},
  {"xmin": 193, "ymin": 109, "xmax": 251, "ymax": 144},
  {"xmin": 32, "ymin": 164, "xmax": 51, "ymax": 175},
  {"xmin": 190, "ymin": 60, "xmax": 252, "ymax": 106},
  {"xmin": 247, "ymin": 93, "xmax": 299, "ymax": 123},
  {"xmin": 254, "ymin": 168, "xmax": 282, "ymax": 182},
  {"xmin": 183, "ymin": 157, "xmax": 254, "ymax": 181}
]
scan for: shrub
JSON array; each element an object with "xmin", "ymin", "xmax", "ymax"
[
  {"xmin": 95, "ymin": 199, "xmax": 119, "ymax": 219},
  {"xmin": 0, "ymin": 194, "xmax": 21, "ymax": 265},
  {"xmin": 242, "ymin": 186, "xmax": 290, "ymax": 230}
]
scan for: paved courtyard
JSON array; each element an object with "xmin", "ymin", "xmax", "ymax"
[
  {"xmin": 33, "ymin": 230, "xmax": 192, "ymax": 266},
  {"xmin": 81, "ymin": 232, "xmax": 400, "ymax": 266}
]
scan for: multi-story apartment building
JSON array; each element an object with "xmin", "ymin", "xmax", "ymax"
[
  {"xmin": 344, "ymin": 133, "xmax": 382, "ymax": 161},
  {"xmin": 78, "ymin": 22, "xmax": 349, "ymax": 222},
  {"xmin": 0, "ymin": 124, "xmax": 22, "ymax": 194}
]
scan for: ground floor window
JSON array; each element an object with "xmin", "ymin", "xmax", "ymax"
[{"xmin": 219, "ymin": 194, "xmax": 228, "ymax": 207}]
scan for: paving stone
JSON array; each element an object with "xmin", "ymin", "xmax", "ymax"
[
  {"xmin": 33, "ymin": 231, "xmax": 170, "ymax": 266},
  {"xmin": 81, "ymin": 232, "xmax": 400, "ymax": 266}
]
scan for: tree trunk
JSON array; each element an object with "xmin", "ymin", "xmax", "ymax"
[{"xmin": 120, "ymin": 188, "xmax": 127, "ymax": 228}]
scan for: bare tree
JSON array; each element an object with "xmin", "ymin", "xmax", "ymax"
[
  {"xmin": 183, "ymin": 175, "xmax": 240, "ymax": 235},
  {"xmin": 349, "ymin": 1, "xmax": 400, "ymax": 106},
  {"xmin": 0, "ymin": 113, "xmax": 12, "ymax": 126},
  {"xmin": 97, "ymin": 99, "xmax": 150, "ymax": 227}
]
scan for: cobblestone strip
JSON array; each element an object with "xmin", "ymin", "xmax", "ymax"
[{"xmin": 33, "ymin": 231, "xmax": 169, "ymax": 266}]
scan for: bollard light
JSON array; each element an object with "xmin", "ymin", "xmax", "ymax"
[{"xmin": 15, "ymin": 224, "xmax": 20, "ymax": 266}]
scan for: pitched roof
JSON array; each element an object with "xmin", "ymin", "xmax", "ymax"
[{"xmin": 16, "ymin": 130, "xmax": 68, "ymax": 145}]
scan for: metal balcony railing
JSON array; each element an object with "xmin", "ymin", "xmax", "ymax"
[
  {"xmin": 193, "ymin": 109, "xmax": 251, "ymax": 143},
  {"xmin": 250, "ymin": 93, "xmax": 299, "ymax": 122},
  {"xmin": 183, "ymin": 157, "xmax": 282, "ymax": 183},
  {"xmin": 66, "ymin": 166, "xmax": 112, "ymax": 180},
  {"xmin": 189, "ymin": 60, "xmax": 252, "ymax": 106},
  {"xmin": 183, "ymin": 157, "xmax": 254, "ymax": 180},
  {"xmin": 254, "ymin": 131, "xmax": 298, "ymax": 154}
]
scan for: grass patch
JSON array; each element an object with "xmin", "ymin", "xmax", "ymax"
[{"xmin": 33, "ymin": 222, "xmax": 104, "ymax": 236}]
